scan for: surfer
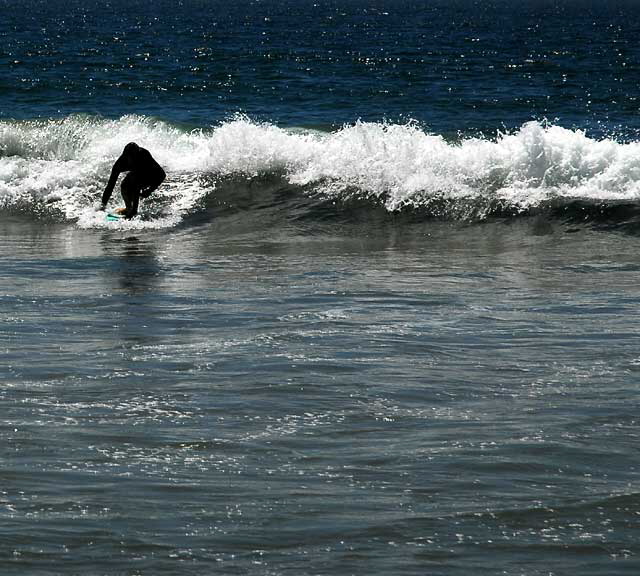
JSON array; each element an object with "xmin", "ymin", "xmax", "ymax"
[{"xmin": 99, "ymin": 142, "xmax": 166, "ymax": 218}]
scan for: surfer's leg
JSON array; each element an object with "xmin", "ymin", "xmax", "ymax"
[
  {"xmin": 121, "ymin": 172, "xmax": 141, "ymax": 218},
  {"xmin": 140, "ymin": 172, "xmax": 165, "ymax": 199},
  {"xmin": 127, "ymin": 192, "xmax": 140, "ymax": 219}
]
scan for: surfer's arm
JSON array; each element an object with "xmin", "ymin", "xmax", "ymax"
[
  {"xmin": 101, "ymin": 166, "xmax": 119, "ymax": 207},
  {"xmin": 100, "ymin": 157, "xmax": 125, "ymax": 207}
]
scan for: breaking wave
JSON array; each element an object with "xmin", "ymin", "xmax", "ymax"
[{"xmin": 1, "ymin": 114, "xmax": 640, "ymax": 229}]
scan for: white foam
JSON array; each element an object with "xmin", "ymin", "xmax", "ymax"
[
  {"xmin": 1, "ymin": 115, "xmax": 640, "ymax": 227},
  {"xmin": 0, "ymin": 115, "xmax": 212, "ymax": 228},
  {"xmin": 287, "ymin": 120, "xmax": 640, "ymax": 210}
]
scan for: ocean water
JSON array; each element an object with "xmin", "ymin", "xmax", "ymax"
[{"xmin": 2, "ymin": 1, "xmax": 640, "ymax": 574}]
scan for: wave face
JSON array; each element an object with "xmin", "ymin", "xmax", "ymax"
[{"xmin": 1, "ymin": 115, "xmax": 640, "ymax": 229}]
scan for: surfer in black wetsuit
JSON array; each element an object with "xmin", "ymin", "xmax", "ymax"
[{"xmin": 100, "ymin": 142, "xmax": 166, "ymax": 218}]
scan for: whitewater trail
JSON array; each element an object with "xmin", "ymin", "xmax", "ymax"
[{"xmin": 1, "ymin": 114, "xmax": 639, "ymax": 228}]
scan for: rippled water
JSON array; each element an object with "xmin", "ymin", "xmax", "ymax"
[
  {"xmin": 3, "ymin": 0, "xmax": 640, "ymax": 574},
  {"xmin": 3, "ymin": 214, "xmax": 640, "ymax": 574}
]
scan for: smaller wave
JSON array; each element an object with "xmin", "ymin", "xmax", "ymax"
[
  {"xmin": 0, "ymin": 115, "xmax": 214, "ymax": 229},
  {"xmin": 2, "ymin": 115, "xmax": 640, "ymax": 228}
]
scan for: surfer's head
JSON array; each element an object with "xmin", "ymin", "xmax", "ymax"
[{"xmin": 123, "ymin": 142, "xmax": 140, "ymax": 160}]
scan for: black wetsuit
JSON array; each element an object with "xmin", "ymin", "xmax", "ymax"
[{"xmin": 101, "ymin": 144, "xmax": 166, "ymax": 218}]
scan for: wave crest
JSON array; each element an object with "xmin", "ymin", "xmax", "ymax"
[{"xmin": 1, "ymin": 114, "xmax": 640, "ymax": 227}]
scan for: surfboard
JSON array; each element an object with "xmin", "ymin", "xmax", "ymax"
[{"xmin": 106, "ymin": 207, "xmax": 127, "ymax": 221}]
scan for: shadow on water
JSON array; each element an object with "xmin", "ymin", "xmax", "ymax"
[
  {"xmin": 97, "ymin": 234, "xmax": 168, "ymax": 352},
  {"xmin": 99, "ymin": 235, "xmax": 162, "ymax": 296},
  {"xmin": 545, "ymin": 200, "xmax": 640, "ymax": 234},
  {"xmin": 178, "ymin": 173, "xmax": 640, "ymax": 242}
]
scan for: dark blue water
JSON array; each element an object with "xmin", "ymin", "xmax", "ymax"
[
  {"xmin": 3, "ymin": 1, "xmax": 640, "ymax": 575},
  {"xmin": 4, "ymin": 0, "xmax": 640, "ymax": 135}
]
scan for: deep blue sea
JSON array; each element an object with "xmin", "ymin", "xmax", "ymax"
[{"xmin": 3, "ymin": 1, "xmax": 640, "ymax": 575}]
